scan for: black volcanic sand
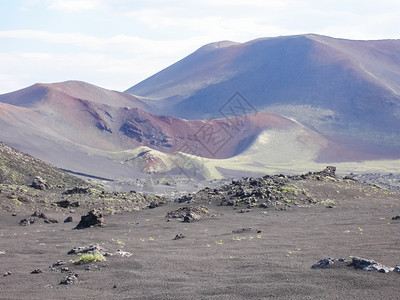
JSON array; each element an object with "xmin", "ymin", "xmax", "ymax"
[{"xmin": 1, "ymin": 181, "xmax": 400, "ymax": 299}]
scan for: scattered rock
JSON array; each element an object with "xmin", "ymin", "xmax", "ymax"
[
  {"xmin": 183, "ymin": 211, "xmax": 202, "ymax": 223},
  {"xmin": 177, "ymin": 194, "xmax": 193, "ymax": 203},
  {"xmin": 60, "ymin": 273, "xmax": 78, "ymax": 285},
  {"xmin": 232, "ymin": 227, "xmax": 252, "ymax": 234},
  {"xmin": 68, "ymin": 244, "xmax": 110, "ymax": 256},
  {"xmin": 351, "ymin": 257, "xmax": 394, "ymax": 273},
  {"xmin": 50, "ymin": 260, "xmax": 67, "ymax": 268},
  {"xmin": 148, "ymin": 201, "xmax": 158, "ymax": 209},
  {"xmin": 392, "ymin": 216, "xmax": 400, "ymax": 220},
  {"xmin": 394, "ymin": 266, "xmax": 400, "ymax": 273},
  {"xmin": 173, "ymin": 234, "xmax": 185, "ymax": 240},
  {"xmin": 31, "ymin": 176, "xmax": 49, "ymax": 190},
  {"xmin": 175, "ymin": 169, "xmax": 339, "ymax": 210},
  {"xmin": 61, "ymin": 267, "xmax": 69, "ymax": 273},
  {"xmin": 62, "ymin": 187, "xmax": 90, "ymax": 195},
  {"xmin": 166, "ymin": 205, "xmax": 208, "ymax": 221},
  {"xmin": 18, "ymin": 196, "xmax": 29, "ymax": 203},
  {"xmin": 3, "ymin": 271, "xmax": 11, "ymax": 277},
  {"xmin": 20, "ymin": 216, "xmax": 36, "ymax": 226},
  {"xmin": 75, "ymin": 210, "xmax": 105, "ymax": 229},
  {"xmin": 64, "ymin": 216, "xmax": 73, "ymax": 223},
  {"xmin": 32, "ymin": 211, "xmax": 58, "ymax": 224},
  {"xmin": 115, "ymin": 249, "xmax": 132, "ymax": 257},
  {"xmin": 319, "ymin": 166, "xmax": 336, "ymax": 178},
  {"xmin": 56, "ymin": 199, "xmax": 80, "ymax": 208},
  {"xmin": 312, "ymin": 258, "xmax": 336, "ymax": 269},
  {"xmin": 31, "ymin": 269, "xmax": 43, "ymax": 274}
]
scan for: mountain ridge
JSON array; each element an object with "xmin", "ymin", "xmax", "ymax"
[{"xmin": 1, "ymin": 34, "xmax": 400, "ymax": 180}]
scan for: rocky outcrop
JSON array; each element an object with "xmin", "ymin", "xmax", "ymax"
[
  {"xmin": 56, "ymin": 199, "xmax": 80, "ymax": 208},
  {"xmin": 60, "ymin": 273, "xmax": 78, "ymax": 285},
  {"xmin": 62, "ymin": 187, "xmax": 90, "ymax": 195},
  {"xmin": 166, "ymin": 205, "xmax": 209, "ymax": 222},
  {"xmin": 312, "ymin": 257, "xmax": 399, "ymax": 274},
  {"xmin": 75, "ymin": 210, "xmax": 105, "ymax": 229},
  {"xmin": 32, "ymin": 211, "xmax": 58, "ymax": 224},
  {"xmin": 119, "ymin": 118, "xmax": 171, "ymax": 147},
  {"xmin": 31, "ymin": 176, "xmax": 49, "ymax": 190},
  {"xmin": 351, "ymin": 257, "xmax": 394, "ymax": 273},
  {"xmin": 20, "ymin": 211, "xmax": 58, "ymax": 225},
  {"xmin": 20, "ymin": 216, "xmax": 36, "ymax": 226},
  {"xmin": 96, "ymin": 121, "xmax": 112, "ymax": 133},
  {"xmin": 68, "ymin": 244, "xmax": 110, "ymax": 256},
  {"xmin": 183, "ymin": 211, "xmax": 202, "ymax": 223}
]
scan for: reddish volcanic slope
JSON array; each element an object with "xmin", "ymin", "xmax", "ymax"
[
  {"xmin": 0, "ymin": 81, "xmax": 316, "ymax": 166},
  {"xmin": 125, "ymin": 34, "xmax": 400, "ymax": 162}
]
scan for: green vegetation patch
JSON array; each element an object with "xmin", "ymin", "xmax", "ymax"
[{"xmin": 74, "ymin": 253, "xmax": 106, "ymax": 265}]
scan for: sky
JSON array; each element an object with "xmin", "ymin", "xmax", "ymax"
[{"xmin": 1, "ymin": 0, "xmax": 400, "ymax": 94}]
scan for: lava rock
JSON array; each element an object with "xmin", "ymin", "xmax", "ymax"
[
  {"xmin": 60, "ymin": 273, "xmax": 78, "ymax": 285},
  {"xmin": 183, "ymin": 211, "xmax": 202, "ymax": 223},
  {"xmin": 115, "ymin": 249, "xmax": 132, "ymax": 257},
  {"xmin": 148, "ymin": 201, "xmax": 158, "ymax": 209},
  {"xmin": 351, "ymin": 257, "xmax": 394, "ymax": 273},
  {"xmin": 3, "ymin": 271, "xmax": 11, "ymax": 277},
  {"xmin": 232, "ymin": 227, "xmax": 252, "ymax": 234},
  {"xmin": 312, "ymin": 258, "xmax": 336, "ymax": 269},
  {"xmin": 68, "ymin": 244, "xmax": 110, "ymax": 256},
  {"xmin": 62, "ymin": 187, "xmax": 90, "ymax": 195},
  {"xmin": 32, "ymin": 211, "xmax": 58, "ymax": 224},
  {"xmin": 173, "ymin": 234, "xmax": 186, "ymax": 240},
  {"xmin": 56, "ymin": 199, "xmax": 80, "ymax": 208},
  {"xmin": 31, "ymin": 176, "xmax": 49, "ymax": 190},
  {"xmin": 166, "ymin": 205, "xmax": 208, "ymax": 220},
  {"xmin": 75, "ymin": 210, "xmax": 105, "ymax": 229},
  {"xmin": 20, "ymin": 216, "xmax": 36, "ymax": 226}
]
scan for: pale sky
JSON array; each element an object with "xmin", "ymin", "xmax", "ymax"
[{"xmin": 1, "ymin": 0, "xmax": 400, "ymax": 94}]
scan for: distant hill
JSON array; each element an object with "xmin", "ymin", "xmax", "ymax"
[
  {"xmin": 0, "ymin": 81, "xmax": 326, "ymax": 179},
  {"xmin": 1, "ymin": 35, "xmax": 400, "ymax": 180},
  {"xmin": 126, "ymin": 34, "xmax": 400, "ymax": 153},
  {"xmin": 0, "ymin": 141, "xmax": 85, "ymax": 187}
]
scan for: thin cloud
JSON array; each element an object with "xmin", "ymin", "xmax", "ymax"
[{"xmin": 46, "ymin": 0, "xmax": 105, "ymax": 12}]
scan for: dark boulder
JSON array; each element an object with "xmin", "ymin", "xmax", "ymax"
[
  {"xmin": 351, "ymin": 257, "xmax": 394, "ymax": 273},
  {"xmin": 75, "ymin": 210, "xmax": 105, "ymax": 229},
  {"xmin": 20, "ymin": 216, "xmax": 36, "ymax": 226},
  {"xmin": 183, "ymin": 211, "xmax": 202, "ymax": 223},
  {"xmin": 60, "ymin": 273, "xmax": 78, "ymax": 285},
  {"xmin": 312, "ymin": 258, "xmax": 335, "ymax": 269},
  {"xmin": 62, "ymin": 187, "xmax": 90, "ymax": 195},
  {"xmin": 56, "ymin": 199, "xmax": 80, "ymax": 208},
  {"xmin": 32, "ymin": 211, "xmax": 58, "ymax": 224},
  {"xmin": 31, "ymin": 176, "xmax": 49, "ymax": 190}
]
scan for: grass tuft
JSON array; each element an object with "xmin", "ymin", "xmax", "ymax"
[{"xmin": 74, "ymin": 253, "xmax": 106, "ymax": 264}]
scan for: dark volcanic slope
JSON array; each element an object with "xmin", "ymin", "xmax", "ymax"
[
  {"xmin": 126, "ymin": 34, "xmax": 400, "ymax": 149},
  {"xmin": 0, "ymin": 141, "xmax": 85, "ymax": 187}
]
